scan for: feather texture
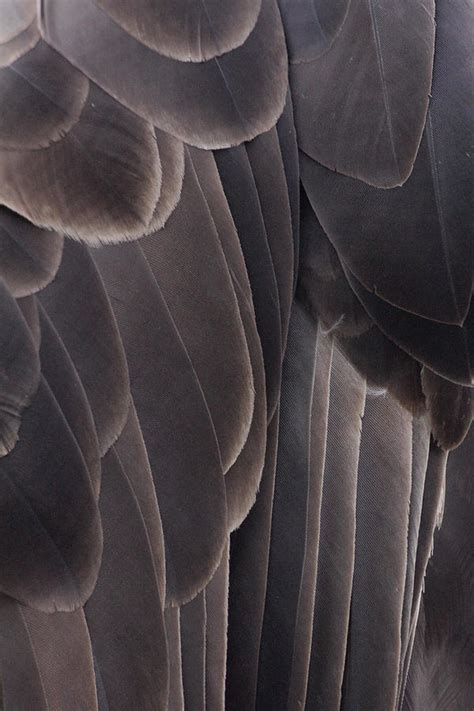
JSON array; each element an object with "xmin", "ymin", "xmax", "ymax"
[
  {"xmin": 41, "ymin": 0, "xmax": 288, "ymax": 149},
  {"xmin": 96, "ymin": 0, "xmax": 261, "ymax": 62},
  {"xmin": 291, "ymin": 0, "xmax": 435, "ymax": 187}
]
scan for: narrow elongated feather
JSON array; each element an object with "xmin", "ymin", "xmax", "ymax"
[
  {"xmin": 205, "ymin": 543, "xmax": 229, "ymax": 711},
  {"xmin": 0, "ymin": 83, "xmax": 162, "ymax": 244},
  {"xmin": 276, "ymin": 93, "xmax": 300, "ymax": 289},
  {"xmin": 189, "ymin": 147, "xmax": 267, "ymax": 529},
  {"xmin": 139, "ymin": 149, "xmax": 254, "ymax": 474},
  {"xmin": 0, "ymin": 40, "xmax": 89, "ymax": 150},
  {"xmin": 246, "ymin": 127, "xmax": 294, "ymax": 347},
  {"xmin": 225, "ymin": 412, "xmax": 279, "ymax": 711},
  {"xmin": 39, "ymin": 241, "xmax": 129, "ymax": 456},
  {"xmin": 342, "ymin": 391, "xmax": 412, "ymax": 711},
  {"xmin": 345, "ymin": 268, "xmax": 473, "ymax": 386},
  {"xmin": 278, "ymin": 0, "xmax": 350, "ymax": 63},
  {"xmin": 85, "ymin": 444, "xmax": 168, "ymax": 711},
  {"xmin": 0, "ymin": 279, "xmax": 39, "ymax": 456},
  {"xmin": 215, "ymin": 146, "xmax": 282, "ymax": 418},
  {"xmin": 398, "ymin": 445, "xmax": 448, "ymax": 708},
  {"xmin": 0, "ymin": 376, "xmax": 102, "ymax": 612},
  {"xmin": 181, "ymin": 592, "xmax": 206, "ymax": 711},
  {"xmin": 0, "ymin": 208, "xmax": 63, "ymax": 298},
  {"xmin": 41, "ymin": 0, "xmax": 287, "ymax": 149},
  {"xmin": 397, "ymin": 416, "xmax": 431, "ymax": 706},
  {"xmin": 38, "ymin": 304, "xmax": 101, "ymax": 498},
  {"xmin": 97, "ymin": 0, "xmax": 261, "ymax": 62},
  {"xmin": 113, "ymin": 404, "xmax": 167, "ymax": 604},
  {"xmin": 421, "ymin": 368, "xmax": 472, "ymax": 450},
  {"xmin": 256, "ymin": 304, "xmax": 332, "ymax": 710},
  {"xmin": 17, "ymin": 294, "xmax": 40, "ymax": 346},
  {"xmin": 165, "ymin": 607, "xmax": 185, "ymax": 711},
  {"xmin": 0, "ymin": 600, "xmax": 98, "ymax": 711},
  {"xmin": 403, "ymin": 431, "xmax": 474, "ymax": 710},
  {"xmin": 304, "ymin": 345, "xmax": 365, "ymax": 711},
  {"xmin": 93, "ymin": 241, "xmax": 227, "ymax": 605},
  {"xmin": 292, "ymin": 0, "xmax": 435, "ymax": 187},
  {"xmin": 286, "ymin": 324, "xmax": 334, "ymax": 710}
]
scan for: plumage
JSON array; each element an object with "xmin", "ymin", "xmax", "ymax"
[
  {"xmin": 93, "ymin": 240, "xmax": 227, "ymax": 605},
  {"xmin": 0, "ymin": 601, "xmax": 98, "ymax": 711},
  {"xmin": 304, "ymin": 345, "xmax": 365, "ymax": 711},
  {"xmin": 290, "ymin": 0, "xmax": 435, "ymax": 187},
  {"xmin": 39, "ymin": 241, "xmax": 130, "ymax": 455},
  {"xmin": 41, "ymin": 0, "xmax": 288, "ymax": 149},
  {"xmin": 0, "ymin": 40, "xmax": 88, "ymax": 150},
  {"xmin": 256, "ymin": 304, "xmax": 332, "ymax": 710},
  {"xmin": 96, "ymin": 0, "xmax": 262, "ymax": 62},
  {"xmin": 215, "ymin": 145, "xmax": 283, "ymax": 418},
  {"xmin": 0, "ymin": 279, "xmax": 40, "ymax": 456},
  {"xmin": 0, "ymin": 376, "xmax": 102, "ymax": 612},
  {"xmin": 189, "ymin": 147, "xmax": 267, "ymax": 529},
  {"xmin": 278, "ymin": 0, "xmax": 350, "ymax": 63},
  {"xmin": 85, "ymin": 445, "xmax": 168, "ymax": 711},
  {"xmin": 341, "ymin": 391, "xmax": 412, "ymax": 711},
  {"xmin": 0, "ymin": 0, "xmax": 472, "ymax": 708},
  {"xmin": 0, "ymin": 83, "xmax": 162, "ymax": 243},
  {"xmin": 0, "ymin": 208, "xmax": 63, "ymax": 298}
]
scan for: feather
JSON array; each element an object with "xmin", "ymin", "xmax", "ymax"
[
  {"xmin": 225, "ymin": 412, "xmax": 280, "ymax": 711},
  {"xmin": 93, "ymin": 240, "xmax": 227, "ymax": 605},
  {"xmin": 0, "ymin": 0, "xmax": 35, "ymax": 44},
  {"xmin": 112, "ymin": 404, "xmax": 167, "ymax": 604},
  {"xmin": 345, "ymin": 268, "xmax": 474, "ymax": 386},
  {"xmin": 0, "ymin": 14, "xmax": 38, "ymax": 67},
  {"xmin": 189, "ymin": 147, "xmax": 267, "ymax": 529},
  {"xmin": 246, "ymin": 127, "xmax": 294, "ymax": 347},
  {"xmin": 205, "ymin": 543, "xmax": 229, "ymax": 711},
  {"xmin": 396, "ymin": 416, "xmax": 431, "ymax": 706},
  {"xmin": 138, "ymin": 148, "xmax": 254, "ymax": 475},
  {"xmin": 256, "ymin": 304, "xmax": 332, "ymax": 710},
  {"xmin": 181, "ymin": 592, "xmax": 206, "ymax": 711},
  {"xmin": 342, "ymin": 390, "xmax": 412, "ymax": 711},
  {"xmin": 0, "ymin": 83, "xmax": 163, "ymax": 244},
  {"xmin": 96, "ymin": 0, "xmax": 261, "ymax": 62},
  {"xmin": 300, "ymin": 144, "xmax": 473, "ymax": 327},
  {"xmin": 291, "ymin": 0, "xmax": 435, "ymax": 187},
  {"xmin": 278, "ymin": 0, "xmax": 350, "ymax": 63},
  {"xmin": 297, "ymin": 190, "xmax": 371, "ymax": 338},
  {"xmin": 403, "ymin": 429, "xmax": 474, "ymax": 710},
  {"xmin": 85, "ymin": 444, "xmax": 168, "ymax": 711},
  {"xmin": 0, "ymin": 376, "xmax": 102, "ymax": 612},
  {"xmin": 0, "ymin": 600, "xmax": 98, "ymax": 711},
  {"xmin": 0, "ymin": 279, "xmax": 40, "ymax": 456},
  {"xmin": 147, "ymin": 129, "xmax": 185, "ymax": 233},
  {"xmin": 304, "ymin": 344, "xmax": 365, "ymax": 711},
  {"xmin": 276, "ymin": 92, "xmax": 300, "ymax": 290},
  {"xmin": 41, "ymin": 0, "xmax": 288, "ymax": 149},
  {"xmin": 165, "ymin": 607, "xmax": 185, "ymax": 711},
  {"xmin": 215, "ymin": 145, "xmax": 283, "ymax": 418},
  {"xmin": 0, "ymin": 40, "xmax": 89, "ymax": 150},
  {"xmin": 38, "ymin": 304, "xmax": 101, "ymax": 498},
  {"xmin": 421, "ymin": 368, "xmax": 472, "ymax": 451},
  {"xmin": 17, "ymin": 294, "xmax": 41, "ymax": 347},
  {"xmin": 299, "ymin": 0, "xmax": 473, "ymax": 326},
  {"xmin": 0, "ymin": 208, "xmax": 63, "ymax": 298},
  {"xmin": 39, "ymin": 241, "xmax": 129, "ymax": 456}
]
